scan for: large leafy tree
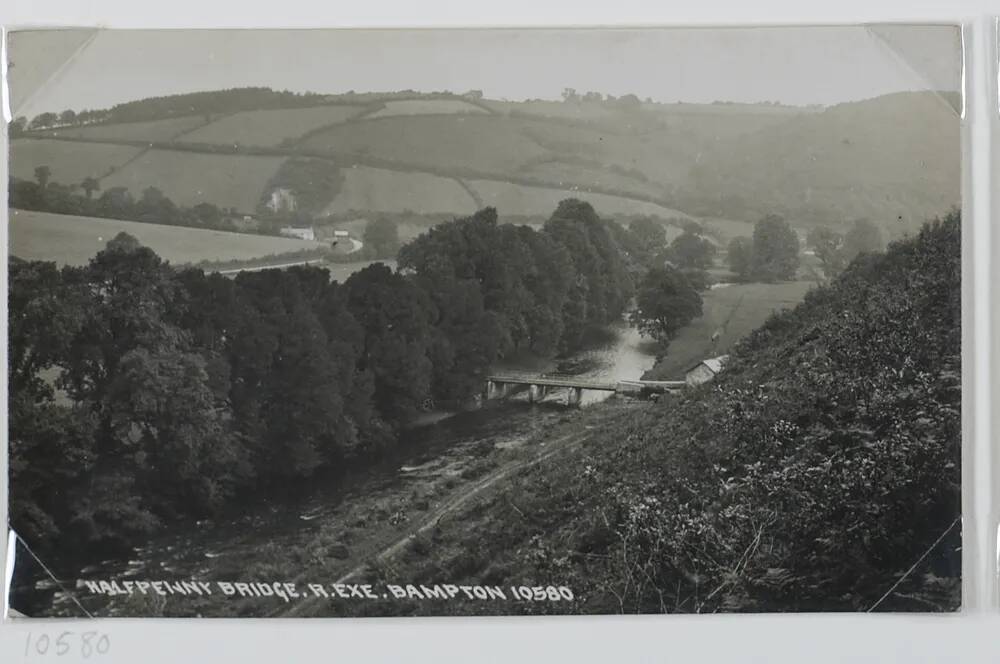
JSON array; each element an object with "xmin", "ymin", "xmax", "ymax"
[
  {"xmin": 749, "ymin": 214, "xmax": 800, "ymax": 281},
  {"xmin": 630, "ymin": 266, "xmax": 704, "ymax": 344},
  {"xmin": 345, "ymin": 263, "xmax": 434, "ymax": 425}
]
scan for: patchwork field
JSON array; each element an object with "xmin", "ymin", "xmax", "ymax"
[
  {"xmin": 366, "ymin": 99, "xmax": 489, "ymax": 118},
  {"xmin": 10, "ymin": 139, "xmax": 141, "ymax": 183},
  {"xmin": 42, "ymin": 116, "xmax": 209, "ymax": 142},
  {"xmin": 642, "ymin": 280, "xmax": 815, "ymax": 380},
  {"xmin": 482, "ymin": 99, "xmax": 624, "ymax": 122},
  {"xmin": 8, "ymin": 209, "xmax": 326, "ymax": 267},
  {"xmin": 466, "ymin": 179, "xmax": 690, "ymax": 220},
  {"xmin": 302, "ymin": 115, "xmax": 549, "ymax": 175},
  {"xmin": 523, "ymin": 160, "xmax": 667, "ymax": 200},
  {"xmin": 323, "ymin": 166, "xmax": 478, "ymax": 215},
  {"xmin": 180, "ymin": 105, "xmax": 367, "ymax": 147},
  {"xmin": 100, "ymin": 149, "xmax": 287, "ymax": 212}
]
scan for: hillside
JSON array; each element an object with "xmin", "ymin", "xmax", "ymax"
[
  {"xmin": 680, "ymin": 92, "xmax": 961, "ymax": 232},
  {"xmin": 11, "ymin": 89, "xmax": 959, "ymax": 230},
  {"xmin": 333, "ymin": 211, "xmax": 961, "ymax": 615}
]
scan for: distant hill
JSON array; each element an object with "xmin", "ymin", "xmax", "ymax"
[
  {"xmin": 11, "ymin": 89, "xmax": 959, "ymax": 231},
  {"xmin": 679, "ymin": 91, "xmax": 961, "ymax": 234}
]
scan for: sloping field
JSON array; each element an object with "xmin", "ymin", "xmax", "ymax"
[
  {"xmin": 523, "ymin": 160, "xmax": 666, "ymax": 200},
  {"xmin": 466, "ymin": 179, "xmax": 690, "ymax": 219},
  {"xmin": 41, "ymin": 116, "xmax": 208, "ymax": 142},
  {"xmin": 8, "ymin": 209, "xmax": 326, "ymax": 266},
  {"xmin": 302, "ymin": 115, "xmax": 549, "ymax": 175},
  {"xmin": 483, "ymin": 99, "xmax": 623, "ymax": 122},
  {"xmin": 180, "ymin": 105, "xmax": 366, "ymax": 147},
  {"xmin": 10, "ymin": 139, "xmax": 141, "ymax": 183},
  {"xmin": 642, "ymin": 280, "xmax": 814, "ymax": 380},
  {"xmin": 101, "ymin": 149, "xmax": 287, "ymax": 212},
  {"xmin": 323, "ymin": 166, "xmax": 477, "ymax": 215},
  {"xmin": 367, "ymin": 99, "xmax": 489, "ymax": 118}
]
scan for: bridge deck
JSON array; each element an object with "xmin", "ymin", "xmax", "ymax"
[{"xmin": 487, "ymin": 374, "xmax": 616, "ymax": 391}]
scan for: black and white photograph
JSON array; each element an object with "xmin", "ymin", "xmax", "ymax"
[{"xmin": 4, "ymin": 25, "xmax": 963, "ymax": 618}]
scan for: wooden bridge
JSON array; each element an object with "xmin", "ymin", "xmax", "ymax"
[{"xmin": 486, "ymin": 372, "xmax": 685, "ymax": 406}]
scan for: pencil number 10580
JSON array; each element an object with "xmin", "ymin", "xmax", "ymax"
[{"xmin": 24, "ymin": 631, "xmax": 111, "ymax": 658}]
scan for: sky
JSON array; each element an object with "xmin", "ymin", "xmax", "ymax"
[{"xmin": 5, "ymin": 25, "xmax": 962, "ymax": 119}]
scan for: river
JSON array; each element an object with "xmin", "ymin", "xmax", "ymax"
[{"xmin": 18, "ymin": 322, "xmax": 656, "ymax": 617}]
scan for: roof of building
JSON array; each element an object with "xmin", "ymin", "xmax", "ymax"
[{"xmin": 685, "ymin": 354, "xmax": 730, "ymax": 374}]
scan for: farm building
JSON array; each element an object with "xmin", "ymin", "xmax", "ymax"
[
  {"xmin": 333, "ymin": 230, "xmax": 350, "ymax": 238},
  {"xmin": 685, "ymin": 355, "xmax": 729, "ymax": 387},
  {"xmin": 266, "ymin": 187, "xmax": 298, "ymax": 213},
  {"xmin": 279, "ymin": 226, "xmax": 316, "ymax": 241}
]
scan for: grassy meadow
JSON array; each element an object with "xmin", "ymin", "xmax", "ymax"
[
  {"xmin": 10, "ymin": 139, "xmax": 141, "ymax": 183},
  {"xmin": 100, "ymin": 149, "xmax": 287, "ymax": 213},
  {"xmin": 43, "ymin": 115, "xmax": 209, "ymax": 142},
  {"xmin": 8, "ymin": 209, "xmax": 326, "ymax": 266},
  {"xmin": 180, "ymin": 105, "xmax": 367, "ymax": 146},
  {"xmin": 323, "ymin": 166, "xmax": 478, "ymax": 215},
  {"xmin": 642, "ymin": 280, "xmax": 815, "ymax": 380}
]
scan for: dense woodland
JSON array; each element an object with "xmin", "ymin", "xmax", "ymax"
[{"xmin": 8, "ymin": 199, "xmax": 649, "ymax": 564}]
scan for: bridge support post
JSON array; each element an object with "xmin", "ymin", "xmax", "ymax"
[
  {"xmin": 529, "ymin": 384, "xmax": 546, "ymax": 404},
  {"xmin": 566, "ymin": 387, "xmax": 582, "ymax": 407}
]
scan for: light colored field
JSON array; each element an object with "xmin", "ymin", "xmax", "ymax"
[
  {"xmin": 700, "ymin": 217, "xmax": 757, "ymax": 242},
  {"xmin": 302, "ymin": 115, "xmax": 548, "ymax": 175},
  {"xmin": 179, "ymin": 106, "xmax": 366, "ymax": 146},
  {"xmin": 8, "ymin": 209, "xmax": 326, "ymax": 267},
  {"xmin": 10, "ymin": 139, "xmax": 141, "ymax": 183},
  {"xmin": 101, "ymin": 150, "xmax": 287, "ymax": 213},
  {"xmin": 367, "ymin": 99, "xmax": 489, "ymax": 118},
  {"xmin": 483, "ymin": 99, "xmax": 622, "ymax": 122},
  {"xmin": 42, "ymin": 116, "xmax": 208, "ymax": 142},
  {"xmin": 323, "ymin": 166, "xmax": 477, "ymax": 215},
  {"xmin": 326, "ymin": 259, "xmax": 398, "ymax": 284},
  {"xmin": 523, "ymin": 160, "xmax": 666, "ymax": 200},
  {"xmin": 466, "ymin": 179, "xmax": 691, "ymax": 220},
  {"xmin": 642, "ymin": 280, "xmax": 814, "ymax": 380}
]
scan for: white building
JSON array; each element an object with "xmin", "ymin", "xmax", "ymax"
[
  {"xmin": 279, "ymin": 226, "xmax": 316, "ymax": 241},
  {"xmin": 685, "ymin": 355, "xmax": 729, "ymax": 387},
  {"xmin": 333, "ymin": 230, "xmax": 350, "ymax": 238}
]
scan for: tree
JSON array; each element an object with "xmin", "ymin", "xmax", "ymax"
[
  {"xmin": 59, "ymin": 109, "xmax": 77, "ymax": 125},
  {"xmin": 80, "ymin": 177, "xmax": 100, "ymax": 200},
  {"xmin": 843, "ymin": 218, "xmax": 884, "ymax": 261},
  {"xmin": 33, "ymin": 166, "xmax": 51, "ymax": 190},
  {"xmin": 362, "ymin": 217, "xmax": 401, "ymax": 259},
  {"xmin": 29, "ymin": 112, "xmax": 58, "ymax": 130},
  {"xmin": 630, "ymin": 267, "xmax": 703, "ymax": 344},
  {"xmin": 807, "ymin": 226, "xmax": 847, "ymax": 277},
  {"xmin": 667, "ymin": 230, "xmax": 716, "ymax": 270},
  {"xmin": 749, "ymin": 214, "xmax": 800, "ymax": 281},
  {"xmin": 9, "ymin": 116, "xmax": 28, "ymax": 137},
  {"xmin": 628, "ymin": 217, "xmax": 666, "ymax": 250},
  {"xmin": 344, "ymin": 263, "xmax": 434, "ymax": 425},
  {"xmin": 727, "ymin": 236, "xmax": 753, "ymax": 279}
]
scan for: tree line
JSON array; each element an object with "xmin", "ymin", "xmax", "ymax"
[
  {"xmin": 10, "ymin": 170, "xmax": 266, "ymax": 234},
  {"xmin": 8, "ymin": 200, "xmax": 640, "ymax": 564}
]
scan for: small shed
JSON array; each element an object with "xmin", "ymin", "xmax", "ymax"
[{"xmin": 685, "ymin": 355, "xmax": 729, "ymax": 387}]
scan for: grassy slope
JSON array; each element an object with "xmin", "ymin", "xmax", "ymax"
[
  {"xmin": 642, "ymin": 281, "xmax": 815, "ymax": 380},
  {"xmin": 99, "ymin": 149, "xmax": 288, "ymax": 213},
  {"xmin": 179, "ymin": 105, "xmax": 367, "ymax": 146},
  {"xmin": 9, "ymin": 139, "xmax": 141, "ymax": 183},
  {"xmin": 8, "ymin": 209, "xmax": 325, "ymax": 266},
  {"xmin": 333, "ymin": 214, "xmax": 960, "ymax": 616}
]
